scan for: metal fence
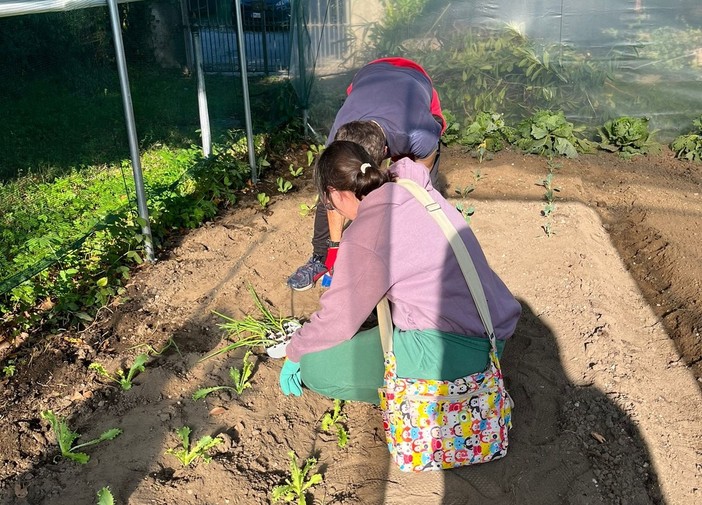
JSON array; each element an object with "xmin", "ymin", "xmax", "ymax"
[{"xmin": 187, "ymin": 0, "xmax": 349, "ymax": 75}]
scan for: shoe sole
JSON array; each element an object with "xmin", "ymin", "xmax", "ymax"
[{"xmin": 288, "ymin": 282, "xmax": 315, "ymax": 292}]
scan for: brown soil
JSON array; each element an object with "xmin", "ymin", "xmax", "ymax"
[{"xmin": 1, "ymin": 146, "xmax": 701, "ymax": 505}]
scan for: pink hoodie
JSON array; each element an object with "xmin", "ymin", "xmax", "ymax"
[{"xmin": 285, "ymin": 158, "xmax": 521, "ymax": 362}]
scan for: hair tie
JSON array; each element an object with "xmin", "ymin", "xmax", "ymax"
[{"xmin": 360, "ymin": 163, "xmax": 371, "ymax": 175}]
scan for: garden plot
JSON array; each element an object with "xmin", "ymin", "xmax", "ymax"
[{"xmin": 0, "ymin": 147, "xmax": 701, "ymax": 505}]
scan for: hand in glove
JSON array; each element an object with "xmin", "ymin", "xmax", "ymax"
[{"xmin": 279, "ymin": 359, "xmax": 302, "ymax": 397}]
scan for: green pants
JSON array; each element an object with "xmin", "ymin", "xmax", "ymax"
[{"xmin": 299, "ymin": 327, "xmax": 505, "ymax": 404}]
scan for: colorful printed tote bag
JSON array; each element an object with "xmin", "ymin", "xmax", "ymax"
[
  {"xmin": 376, "ymin": 178, "xmax": 514, "ymax": 471},
  {"xmin": 377, "ymin": 343, "xmax": 512, "ymax": 471}
]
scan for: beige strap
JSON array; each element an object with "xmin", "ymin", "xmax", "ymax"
[{"xmin": 376, "ymin": 178, "xmax": 497, "ymax": 355}]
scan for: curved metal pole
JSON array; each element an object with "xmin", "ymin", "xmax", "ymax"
[{"xmin": 106, "ymin": 0, "xmax": 155, "ymax": 261}]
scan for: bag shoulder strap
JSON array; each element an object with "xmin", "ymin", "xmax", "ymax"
[{"xmin": 378, "ymin": 178, "xmax": 497, "ymax": 355}]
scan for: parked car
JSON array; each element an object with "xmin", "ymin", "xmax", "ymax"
[{"xmin": 234, "ymin": 0, "xmax": 291, "ymax": 30}]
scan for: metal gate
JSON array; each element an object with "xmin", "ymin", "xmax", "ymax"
[{"xmin": 186, "ymin": 0, "xmax": 349, "ymax": 74}]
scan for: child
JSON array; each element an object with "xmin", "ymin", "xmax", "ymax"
[{"xmin": 287, "ymin": 57, "xmax": 446, "ymax": 291}]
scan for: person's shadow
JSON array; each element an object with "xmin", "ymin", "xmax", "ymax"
[
  {"xmin": 438, "ymin": 300, "xmax": 663, "ymax": 504},
  {"xmin": 336, "ymin": 300, "xmax": 664, "ymax": 505}
]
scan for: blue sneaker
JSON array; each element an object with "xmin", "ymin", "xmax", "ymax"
[{"xmin": 287, "ymin": 255, "xmax": 328, "ymax": 291}]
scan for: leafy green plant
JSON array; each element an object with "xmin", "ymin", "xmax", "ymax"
[
  {"xmin": 516, "ymin": 110, "xmax": 595, "ymax": 159},
  {"xmin": 276, "ymin": 177, "xmax": 293, "ymax": 194},
  {"xmin": 41, "ymin": 410, "xmax": 122, "ymax": 464},
  {"xmin": 306, "ymin": 144, "xmax": 325, "ymax": 167},
  {"xmin": 271, "ymin": 450, "xmax": 323, "ymax": 505},
  {"xmin": 166, "ymin": 426, "xmax": 222, "ymax": 467},
  {"xmin": 456, "ymin": 203, "xmax": 476, "ymax": 224},
  {"xmin": 2, "ymin": 361, "xmax": 16, "ymax": 378},
  {"xmin": 459, "ymin": 112, "xmax": 516, "ymax": 162},
  {"xmin": 97, "ymin": 487, "xmax": 114, "ymax": 505},
  {"xmin": 257, "ymin": 192, "xmax": 271, "ymax": 209},
  {"xmin": 299, "ymin": 203, "xmax": 315, "ymax": 217},
  {"xmin": 671, "ymin": 116, "xmax": 702, "ymax": 162},
  {"xmin": 415, "ymin": 25, "xmax": 613, "ymax": 127},
  {"xmin": 598, "ymin": 117, "xmax": 659, "ymax": 159},
  {"xmin": 193, "ymin": 350, "xmax": 255, "ymax": 399},
  {"xmin": 542, "ymin": 221, "xmax": 555, "ymax": 238},
  {"xmin": 454, "ymin": 185, "xmax": 475, "ymax": 199},
  {"xmin": 89, "ymin": 353, "xmax": 149, "ymax": 390},
  {"xmin": 289, "ymin": 164, "xmax": 304, "ymax": 177},
  {"xmin": 537, "ymin": 165, "xmax": 560, "ymax": 235},
  {"xmin": 202, "ymin": 285, "xmax": 300, "ymax": 361},
  {"xmin": 321, "ymin": 399, "xmax": 349, "ymax": 448}
]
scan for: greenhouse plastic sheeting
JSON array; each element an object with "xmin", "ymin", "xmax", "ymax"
[
  {"xmin": 297, "ymin": 0, "xmax": 702, "ymax": 141},
  {"xmin": 0, "ymin": 0, "xmax": 140, "ymax": 17}
]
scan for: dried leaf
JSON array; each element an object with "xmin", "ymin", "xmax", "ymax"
[{"xmin": 590, "ymin": 431, "xmax": 607, "ymax": 444}]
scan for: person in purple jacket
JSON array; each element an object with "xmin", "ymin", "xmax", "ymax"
[
  {"xmin": 279, "ymin": 140, "xmax": 521, "ymax": 403},
  {"xmin": 287, "ymin": 57, "xmax": 447, "ymax": 291}
]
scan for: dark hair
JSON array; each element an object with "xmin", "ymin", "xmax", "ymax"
[
  {"xmin": 315, "ymin": 140, "xmax": 395, "ymax": 203},
  {"xmin": 333, "ymin": 121, "xmax": 387, "ymax": 165}
]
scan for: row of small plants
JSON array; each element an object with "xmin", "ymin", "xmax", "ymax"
[
  {"xmin": 444, "ymin": 109, "xmax": 702, "ymax": 162},
  {"xmin": 446, "ymin": 110, "xmax": 702, "ymax": 241},
  {"xmin": 33, "ymin": 288, "xmax": 338, "ymax": 504},
  {"xmin": 0, "ymin": 128, "xmax": 313, "ymax": 346}
]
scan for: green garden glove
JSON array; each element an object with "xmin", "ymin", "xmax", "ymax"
[{"xmin": 279, "ymin": 359, "xmax": 302, "ymax": 397}]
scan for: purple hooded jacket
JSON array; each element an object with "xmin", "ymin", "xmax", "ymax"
[{"xmin": 285, "ymin": 158, "xmax": 521, "ymax": 362}]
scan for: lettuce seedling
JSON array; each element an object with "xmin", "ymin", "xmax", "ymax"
[
  {"xmin": 166, "ymin": 426, "xmax": 222, "ymax": 467},
  {"xmin": 289, "ymin": 164, "xmax": 304, "ymax": 177},
  {"xmin": 257, "ymin": 192, "xmax": 270, "ymax": 208},
  {"xmin": 41, "ymin": 410, "xmax": 122, "ymax": 464},
  {"xmin": 193, "ymin": 350, "xmax": 255, "ymax": 399},
  {"xmin": 271, "ymin": 451, "xmax": 323, "ymax": 505},
  {"xmin": 89, "ymin": 353, "xmax": 149, "ymax": 390},
  {"xmin": 96, "ymin": 486, "xmax": 114, "ymax": 505},
  {"xmin": 276, "ymin": 177, "xmax": 293, "ymax": 194},
  {"xmin": 321, "ymin": 399, "xmax": 349, "ymax": 448}
]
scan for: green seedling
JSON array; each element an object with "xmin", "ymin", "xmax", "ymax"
[
  {"xmin": 89, "ymin": 353, "xmax": 149, "ymax": 390},
  {"xmin": 542, "ymin": 221, "xmax": 555, "ymax": 238},
  {"xmin": 306, "ymin": 144, "xmax": 325, "ymax": 166},
  {"xmin": 473, "ymin": 169, "xmax": 485, "ymax": 182},
  {"xmin": 321, "ymin": 399, "xmax": 349, "ymax": 448},
  {"xmin": 456, "ymin": 203, "xmax": 476, "ymax": 224},
  {"xmin": 289, "ymin": 164, "xmax": 304, "ymax": 177},
  {"xmin": 276, "ymin": 177, "xmax": 293, "ymax": 194},
  {"xmin": 271, "ymin": 450, "xmax": 323, "ymax": 505},
  {"xmin": 41, "ymin": 410, "xmax": 122, "ymax": 464},
  {"xmin": 166, "ymin": 426, "xmax": 222, "ymax": 467},
  {"xmin": 97, "ymin": 487, "xmax": 114, "ymax": 505},
  {"xmin": 193, "ymin": 350, "xmax": 255, "ymax": 399},
  {"xmin": 542, "ymin": 201, "xmax": 556, "ymax": 217},
  {"xmin": 454, "ymin": 185, "xmax": 475, "ymax": 198},
  {"xmin": 299, "ymin": 203, "xmax": 314, "ymax": 217},
  {"xmin": 2, "ymin": 362, "xmax": 16, "ymax": 378},
  {"xmin": 257, "ymin": 192, "xmax": 271, "ymax": 209},
  {"xmin": 202, "ymin": 285, "xmax": 299, "ymax": 361}
]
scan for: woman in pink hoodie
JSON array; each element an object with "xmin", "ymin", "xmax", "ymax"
[{"xmin": 279, "ymin": 140, "xmax": 521, "ymax": 404}]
